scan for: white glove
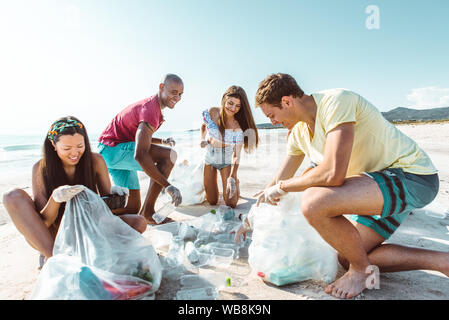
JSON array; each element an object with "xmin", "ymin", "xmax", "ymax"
[
  {"xmin": 226, "ymin": 176, "xmax": 237, "ymax": 199},
  {"xmin": 110, "ymin": 185, "xmax": 129, "ymax": 196},
  {"xmin": 52, "ymin": 185, "xmax": 84, "ymax": 203},
  {"xmin": 255, "ymin": 181, "xmax": 287, "ymax": 206},
  {"xmin": 165, "ymin": 185, "xmax": 182, "ymax": 206},
  {"xmin": 162, "ymin": 137, "xmax": 176, "ymax": 147}
]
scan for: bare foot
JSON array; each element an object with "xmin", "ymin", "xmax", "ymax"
[
  {"xmin": 145, "ymin": 215, "xmax": 175, "ymax": 225},
  {"xmin": 325, "ymin": 268, "xmax": 368, "ymax": 299}
]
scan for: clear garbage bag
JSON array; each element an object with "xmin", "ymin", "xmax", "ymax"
[
  {"xmin": 168, "ymin": 160, "xmax": 205, "ymax": 206},
  {"xmin": 31, "ymin": 186, "xmax": 162, "ymax": 300},
  {"xmin": 247, "ymin": 192, "xmax": 338, "ymax": 286}
]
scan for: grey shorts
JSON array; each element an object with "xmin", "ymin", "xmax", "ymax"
[{"xmin": 204, "ymin": 144, "xmax": 233, "ymax": 170}]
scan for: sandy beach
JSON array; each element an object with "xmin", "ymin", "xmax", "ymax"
[{"xmin": 1, "ymin": 123, "xmax": 448, "ymax": 300}]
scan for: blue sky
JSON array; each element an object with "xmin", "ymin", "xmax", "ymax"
[{"xmin": 1, "ymin": 0, "xmax": 448, "ymax": 135}]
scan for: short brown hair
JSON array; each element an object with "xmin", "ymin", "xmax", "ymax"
[{"xmin": 255, "ymin": 73, "xmax": 304, "ymax": 108}]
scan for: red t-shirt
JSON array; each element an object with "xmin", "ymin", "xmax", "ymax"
[{"xmin": 99, "ymin": 94, "xmax": 164, "ymax": 147}]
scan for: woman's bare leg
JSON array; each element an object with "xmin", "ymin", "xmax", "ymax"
[
  {"xmin": 204, "ymin": 164, "xmax": 219, "ymax": 205},
  {"xmin": 2, "ymin": 189, "xmax": 54, "ymax": 258}
]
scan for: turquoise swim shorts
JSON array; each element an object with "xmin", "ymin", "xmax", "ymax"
[
  {"xmin": 98, "ymin": 142, "xmax": 143, "ymax": 190},
  {"xmin": 351, "ymin": 168, "xmax": 439, "ymax": 240}
]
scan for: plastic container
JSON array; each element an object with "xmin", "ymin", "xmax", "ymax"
[
  {"xmin": 152, "ymin": 193, "xmax": 175, "ymax": 224},
  {"xmin": 175, "ymin": 286, "xmax": 219, "ymax": 300},
  {"xmin": 147, "ymin": 221, "xmax": 180, "ymax": 250},
  {"xmin": 180, "ymin": 272, "xmax": 231, "ymax": 290},
  {"xmin": 202, "ymin": 242, "xmax": 240, "ymax": 259}
]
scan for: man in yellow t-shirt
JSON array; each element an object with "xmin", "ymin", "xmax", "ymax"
[{"xmin": 245, "ymin": 73, "xmax": 445, "ymax": 299}]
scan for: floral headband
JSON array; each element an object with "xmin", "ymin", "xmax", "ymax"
[{"xmin": 47, "ymin": 119, "xmax": 83, "ymax": 141}]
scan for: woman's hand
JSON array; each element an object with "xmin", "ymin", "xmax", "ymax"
[
  {"xmin": 200, "ymin": 140, "xmax": 208, "ymax": 148},
  {"xmin": 52, "ymin": 185, "xmax": 84, "ymax": 203}
]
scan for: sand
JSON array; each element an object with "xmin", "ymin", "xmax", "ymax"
[{"xmin": 1, "ymin": 123, "xmax": 448, "ymax": 300}]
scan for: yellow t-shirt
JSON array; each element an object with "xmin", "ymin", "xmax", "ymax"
[{"xmin": 287, "ymin": 88, "xmax": 437, "ymax": 176}]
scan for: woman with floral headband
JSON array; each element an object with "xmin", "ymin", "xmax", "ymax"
[{"xmin": 2, "ymin": 116, "xmax": 147, "ymax": 268}]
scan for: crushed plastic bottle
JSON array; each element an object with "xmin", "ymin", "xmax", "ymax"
[
  {"xmin": 152, "ymin": 192, "xmax": 175, "ymax": 224},
  {"xmin": 175, "ymin": 286, "xmax": 219, "ymax": 300},
  {"xmin": 166, "ymin": 236, "xmax": 185, "ymax": 267}
]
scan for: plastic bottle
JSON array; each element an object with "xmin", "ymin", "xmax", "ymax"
[
  {"xmin": 175, "ymin": 286, "xmax": 219, "ymax": 300},
  {"xmin": 152, "ymin": 193, "xmax": 175, "ymax": 224},
  {"xmin": 180, "ymin": 272, "xmax": 231, "ymax": 290},
  {"xmin": 184, "ymin": 241, "xmax": 200, "ymax": 264},
  {"xmin": 166, "ymin": 236, "xmax": 185, "ymax": 267},
  {"xmin": 257, "ymin": 266, "xmax": 311, "ymax": 286},
  {"xmin": 179, "ymin": 222, "xmax": 198, "ymax": 241}
]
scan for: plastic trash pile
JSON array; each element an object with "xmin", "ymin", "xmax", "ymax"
[
  {"xmin": 247, "ymin": 192, "xmax": 338, "ymax": 286},
  {"xmin": 148, "ymin": 205, "xmax": 250, "ymax": 300},
  {"xmin": 31, "ymin": 187, "xmax": 162, "ymax": 300}
]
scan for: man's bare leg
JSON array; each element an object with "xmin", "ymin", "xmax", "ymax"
[
  {"xmin": 139, "ymin": 144, "xmax": 176, "ymax": 224},
  {"xmin": 338, "ymin": 223, "xmax": 449, "ymax": 277},
  {"xmin": 301, "ymin": 175, "xmax": 384, "ymax": 299}
]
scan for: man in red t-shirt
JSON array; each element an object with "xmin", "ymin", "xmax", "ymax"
[{"xmin": 98, "ymin": 74, "xmax": 184, "ymax": 224}]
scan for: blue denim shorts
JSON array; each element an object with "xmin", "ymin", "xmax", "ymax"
[
  {"xmin": 352, "ymin": 168, "xmax": 439, "ymax": 239},
  {"xmin": 204, "ymin": 143, "xmax": 233, "ymax": 170},
  {"xmin": 98, "ymin": 142, "xmax": 143, "ymax": 190}
]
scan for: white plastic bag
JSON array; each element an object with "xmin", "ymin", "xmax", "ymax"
[
  {"xmin": 31, "ymin": 187, "xmax": 162, "ymax": 300},
  {"xmin": 247, "ymin": 192, "xmax": 338, "ymax": 286},
  {"xmin": 168, "ymin": 160, "xmax": 205, "ymax": 206}
]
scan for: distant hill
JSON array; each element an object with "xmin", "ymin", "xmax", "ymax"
[
  {"xmin": 256, "ymin": 123, "xmax": 284, "ymax": 129},
  {"xmin": 382, "ymin": 106, "xmax": 449, "ymax": 123}
]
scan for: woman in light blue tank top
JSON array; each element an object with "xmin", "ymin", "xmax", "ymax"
[{"xmin": 200, "ymin": 86, "xmax": 259, "ymax": 208}]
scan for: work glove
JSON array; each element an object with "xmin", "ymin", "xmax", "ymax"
[
  {"xmin": 110, "ymin": 185, "xmax": 129, "ymax": 196},
  {"xmin": 165, "ymin": 185, "xmax": 182, "ymax": 206},
  {"xmin": 162, "ymin": 137, "xmax": 176, "ymax": 147},
  {"xmin": 52, "ymin": 185, "xmax": 84, "ymax": 203},
  {"xmin": 226, "ymin": 176, "xmax": 237, "ymax": 199},
  {"xmin": 254, "ymin": 182, "xmax": 287, "ymax": 206}
]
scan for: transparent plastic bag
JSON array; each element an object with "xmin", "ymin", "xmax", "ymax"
[
  {"xmin": 247, "ymin": 192, "xmax": 338, "ymax": 286},
  {"xmin": 168, "ymin": 160, "xmax": 205, "ymax": 206},
  {"xmin": 31, "ymin": 186, "xmax": 162, "ymax": 300}
]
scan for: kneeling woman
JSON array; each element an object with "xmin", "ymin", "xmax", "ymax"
[
  {"xmin": 200, "ymin": 86, "xmax": 259, "ymax": 208},
  {"xmin": 2, "ymin": 117, "xmax": 147, "ymax": 265}
]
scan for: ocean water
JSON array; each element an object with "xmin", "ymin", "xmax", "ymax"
[{"xmin": 0, "ymin": 130, "xmax": 202, "ymax": 179}]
